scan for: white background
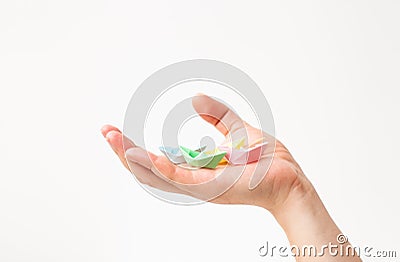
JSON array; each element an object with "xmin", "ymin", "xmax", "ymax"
[{"xmin": 1, "ymin": 0, "xmax": 399, "ymax": 261}]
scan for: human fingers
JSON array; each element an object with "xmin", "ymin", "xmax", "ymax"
[
  {"xmin": 191, "ymin": 94, "xmax": 245, "ymax": 136},
  {"xmin": 102, "ymin": 126, "xmax": 185, "ymax": 194},
  {"xmin": 125, "ymin": 147, "xmax": 217, "ymax": 185}
]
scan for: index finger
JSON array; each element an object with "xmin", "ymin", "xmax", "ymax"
[{"xmin": 125, "ymin": 147, "xmax": 217, "ymax": 185}]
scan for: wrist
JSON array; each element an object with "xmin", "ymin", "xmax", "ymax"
[
  {"xmin": 269, "ymin": 177, "xmax": 342, "ymax": 247},
  {"xmin": 275, "ymin": 184, "xmax": 339, "ymax": 241}
]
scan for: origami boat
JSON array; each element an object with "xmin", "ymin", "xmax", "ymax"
[
  {"xmin": 203, "ymin": 148, "xmax": 228, "ymax": 165},
  {"xmin": 159, "ymin": 145, "xmax": 206, "ymax": 164},
  {"xmin": 179, "ymin": 146, "xmax": 227, "ymax": 169},
  {"xmin": 220, "ymin": 137, "xmax": 246, "ymax": 150},
  {"xmin": 219, "ymin": 138, "xmax": 268, "ymax": 165}
]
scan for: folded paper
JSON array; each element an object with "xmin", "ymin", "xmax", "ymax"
[
  {"xmin": 159, "ymin": 145, "xmax": 206, "ymax": 164},
  {"xmin": 180, "ymin": 146, "xmax": 227, "ymax": 169},
  {"xmin": 220, "ymin": 137, "xmax": 246, "ymax": 150},
  {"xmin": 203, "ymin": 148, "xmax": 228, "ymax": 165},
  {"xmin": 219, "ymin": 138, "xmax": 268, "ymax": 165}
]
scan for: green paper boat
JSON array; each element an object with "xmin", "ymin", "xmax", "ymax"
[{"xmin": 179, "ymin": 146, "xmax": 227, "ymax": 169}]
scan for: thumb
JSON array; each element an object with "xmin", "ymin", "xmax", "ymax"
[{"xmin": 191, "ymin": 94, "xmax": 245, "ymax": 136}]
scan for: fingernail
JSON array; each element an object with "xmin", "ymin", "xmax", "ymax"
[
  {"xmin": 100, "ymin": 126, "xmax": 109, "ymax": 138},
  {"xmin": 105, "ymin": 131, "xmax": 118, "ymax": 152},
  {"xmin": 125, "ymin": 148, "xmax": 137, "ymax": 160},
  {"xmin": 125, "ymin": 148, "xmax": 150, "ymax": 161}
]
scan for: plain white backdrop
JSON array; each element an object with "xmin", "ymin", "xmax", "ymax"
[{"xmin": 1, "ymin": 1, "xmax": 399, "ymax": 261}]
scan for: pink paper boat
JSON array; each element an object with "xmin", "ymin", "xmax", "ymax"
[{"xmin": 219, "ymin": 141, "xmax": 268, "ymax": 165}]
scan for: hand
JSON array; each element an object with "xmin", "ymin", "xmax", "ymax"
[
  {"xmin": 102, "ymin": 94, "xmax": 361, "ymax": 261},
  {"xmin": 101, "ymin": 94, "xmax": 311, "ymax": 212}
]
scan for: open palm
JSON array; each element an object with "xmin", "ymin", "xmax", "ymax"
[{"xmin": 102, "ymin": 94, "xmax": 308, "ymax": 211}]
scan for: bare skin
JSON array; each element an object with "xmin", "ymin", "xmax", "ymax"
[{"xmin": 101, "ymin": 94, "xmax": 361, "ymax": 261}]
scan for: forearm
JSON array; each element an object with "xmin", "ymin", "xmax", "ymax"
[{"xmin": 268, "ymin": 183, "xmax": 361, "ymax": 261}]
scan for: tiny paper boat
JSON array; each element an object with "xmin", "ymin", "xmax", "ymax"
[
  {"xmin": 220, "ymin": 137, "xmax": 246, "ymax": 150},
  {"xmin": 219, "ymin": 138, "xmax": 268, "ymax": 165},
  {"xmin": 180, "ymin": 146, "xmax": 227, "ymax": 169},
  {"xmin": 159, "ymin": 145, "xmax": 206, "ymax": 164},
  {"xmin": 204, "ymin": 148, "xmax": 228, "ymax": 165}
]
